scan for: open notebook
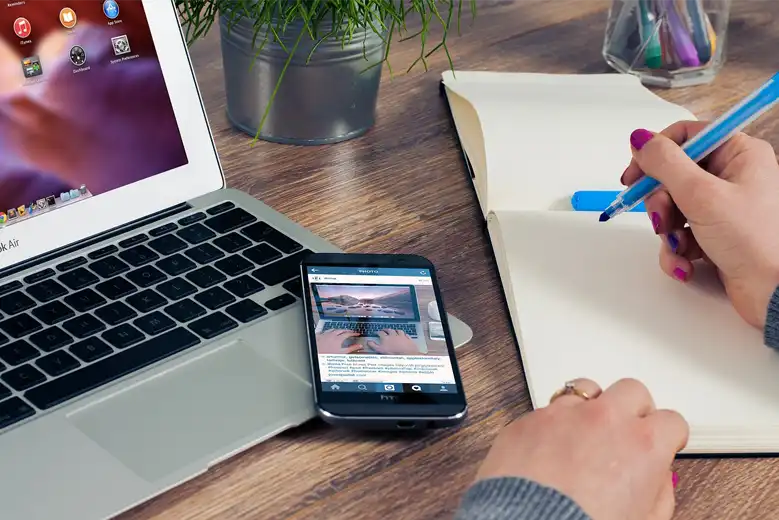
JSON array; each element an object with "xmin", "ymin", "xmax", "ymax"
[{"xmin": 441, "ymin": 71, "xmax": 779, "ymax": 454}]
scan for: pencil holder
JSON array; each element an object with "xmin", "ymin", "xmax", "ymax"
[{"xmin": 602, "ymin": 0, "xmax": 731, "ymax": 88}]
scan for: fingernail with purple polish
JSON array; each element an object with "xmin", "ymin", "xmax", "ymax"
[
  {"xmin": 667, "ymin": 233, "xmax": 679, "ymax": 253},
  {"xmin": 672, "ymin": 472, "xmax": 679, "ymax": 488},
  {"xmin": 673, "ymin": 267, "xmax": 687, "ymax": 281},
  {"xmin": 630, "ymin": 128, "xmax": 654, "ymax": 150},
  {"xmin": 650, "ymin": 212, "xmax": 661, "ymax": 233}
]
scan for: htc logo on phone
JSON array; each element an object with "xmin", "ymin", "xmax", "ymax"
[
  {"xmin": 380, "ymin": 395, "xmax": 397, "ymax": 402},
  {"xmin": 0, "ymin": 239, "xmax": 20, "ymax": 253}
]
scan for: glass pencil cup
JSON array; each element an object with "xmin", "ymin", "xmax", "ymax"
[{"xmin": 602, "ymin": 0, "xmax": 731, "ymax": 88}]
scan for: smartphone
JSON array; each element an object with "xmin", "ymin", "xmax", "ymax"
[
  {"xmin": 429, "ymin": 322, "xmax": 445, "ymax": 341},
  {"xmin": 301, "ymin": 253, "xmax": 467, "ymax": 430}
]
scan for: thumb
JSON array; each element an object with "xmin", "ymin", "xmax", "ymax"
[{"xmin": 631, "ymin": 129, "xmax": 724, "ymax": 216}]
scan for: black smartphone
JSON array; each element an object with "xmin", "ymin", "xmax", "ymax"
[{"xmin": 300, "ymin": 253, "xmax": 468, "ymax": 430}]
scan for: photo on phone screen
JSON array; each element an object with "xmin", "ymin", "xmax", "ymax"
[{"xmin": 305, "ymin": 265, "xmax": 459, "ymax": 397}]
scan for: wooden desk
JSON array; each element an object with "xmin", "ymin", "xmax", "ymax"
[{"xmin": 121, "ymin": 2, "xmax": 779, "ymax": 518}]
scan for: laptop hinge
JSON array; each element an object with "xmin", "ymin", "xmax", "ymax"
[{"xmin": 0, "ymin": 202, "xmax": 191, "ymax": 281}]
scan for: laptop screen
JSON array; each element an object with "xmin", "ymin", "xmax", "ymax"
[
  {"xmin": 312, "ymin": 284, "xmax": 420, "ymax": 321},
  {"xmin": 0, "ymin": 1, "xmax": 188, "ymax": 228}
]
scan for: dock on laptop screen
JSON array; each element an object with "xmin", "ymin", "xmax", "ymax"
[
  {"xmin": 308, "ymin": 267, "xmax": 458, "ymax": 395},
  {"xmin": 0, "ymin": 1, "xmax": 187, "ymax": 227}
]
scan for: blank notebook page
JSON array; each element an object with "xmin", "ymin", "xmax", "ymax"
[
  {"xmin": 496, "ymin": 210, "xmax": 779, "ymax": 453},
  {"xmin": 441, "ymin": 71, "xmax": 694, "ymax": 212}
]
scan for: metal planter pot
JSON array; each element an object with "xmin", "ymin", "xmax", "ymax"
[{"xmin": 219, "ymin": 14, "xmax": 386, "ymax": 145}]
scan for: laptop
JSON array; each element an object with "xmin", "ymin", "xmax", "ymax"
[
  {"xmin": 0, "ymin": 2, "xmax": 472, "ymax": 519},
  {"xmin": 312, "ymin": 283, "xmax": 429, "ymax": 353}
]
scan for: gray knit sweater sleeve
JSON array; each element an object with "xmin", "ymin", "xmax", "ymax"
[
  {"xmin": 764, "ymin": 286, "xmax": 779, "ymax": 348},
  {"xmin": 454, "ymin": 478, "xmax": 591, "ymax": 520}
]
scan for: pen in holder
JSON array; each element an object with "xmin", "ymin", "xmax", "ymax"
[{"xmin": 602, "ymin": 0, "xmax": 730, "ymax": 88}]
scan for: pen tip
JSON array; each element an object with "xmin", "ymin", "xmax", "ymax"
[{"xmin": 599, "ymin": 212, "xmax": 610, "ymax": 222}]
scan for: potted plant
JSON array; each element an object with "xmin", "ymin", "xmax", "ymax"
[{"xmin": 176, "ymin": 0, "xmax": 475, "ymax": 145}]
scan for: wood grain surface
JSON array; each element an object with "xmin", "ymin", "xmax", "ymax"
[{"xmin": 120, "ymin": 1, "xmax": 779, "ymax": 518}]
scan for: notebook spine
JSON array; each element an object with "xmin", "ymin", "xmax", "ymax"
[{"xmin": 439, "ymin": 79, "xmax": 484, "ymax": 227}]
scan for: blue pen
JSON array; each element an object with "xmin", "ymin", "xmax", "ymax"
[
  {"xmin": 571, "ymin": 191, "xmax": 646, "ymax": 212},
  {"xmin": 600, "ymin": 72, "xmax": 779, "ymax": 222}
]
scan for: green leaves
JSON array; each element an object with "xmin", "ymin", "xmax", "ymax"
[
  {"xmin": 174, "ymin": 0, "xmax": 474, "ymax": 142},
  {"xmin": 175, "ymin": 0, "xmax": 475, "ymax": 74}
]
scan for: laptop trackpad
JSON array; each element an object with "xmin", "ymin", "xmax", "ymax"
[{"xmin": 69, "ymin": 340, "xmax": 310, "ymax": 483}]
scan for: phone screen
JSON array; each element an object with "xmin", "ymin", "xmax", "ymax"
[{"xmin": 304, "ymin": 263, "xmax": 465, "ymax": 412}]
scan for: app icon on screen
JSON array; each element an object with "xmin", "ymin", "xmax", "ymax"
[
  {"xmin": 111, "ymin": 35, "xmax": 130, "ymax": 56},
  {"xmin": 34, "ymin": 198, "xmax": 48, "ymax": 211},
  {"xmin": 79, "ymin": 184, "xmax": 87, "ymax": 195},
  {"xmin": 17, "ymin": 206, "xmax": 26, "ymax": 217},
  {"xmin": 61, "ymin": 192, "xmax": 70, "ymax": 202},
  {"xmin": 21, "ymin": 56, "xmax": 42, "ymax": 79},
  {"xmin": 69, "ymin": 45, "xmax": 86, "ymax": 67},
  {"xmin": 45, "ymin": 196, "xmax": 56, "ymax": 207},
  {"xmin": 0, "ymin": 213, "xmax": 7, "ymax": 225},
  {"xmin": 7, "ymin": 209, "xmax": 17, "ymax": 220},
  {"xmin": 59, "ymin": 8, "xmax": 78, "ymax": 29},
  {"xmin": 69, "ymin": 189, "xmax": 80, "ymax": 199},
  {"xmin": 103, "ymin": 0, "xmax": 119, "ymax": 19},
  {"xmin": 13, "ymin": 17, "xmax": 31, "ymax": 39}
]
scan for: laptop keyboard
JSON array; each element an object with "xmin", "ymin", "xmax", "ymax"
[
  {"xmin": 322, "ymin": 322, "xmax": 418, "ymax": 337},
  {"xmin": 0, "ymin": 202, "xmax": 311, "ymax": 431}
]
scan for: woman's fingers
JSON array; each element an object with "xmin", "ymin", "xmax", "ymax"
[
  {"xmin": 656, "ymin": 120, "xmax": 710, "ymax": 145},
  {"xmin": 665, "ymin": 226, "xmax": 703, "ymax": 261},
  {"xmin": 601, "ymin": 378, "xmax": 656, "ymax": 417},
  {"xmin": 644, "ymin": 410, "xmax": 688, "ymax": 520},
  {"xmin": 344, "ymin": 343, "xmax": 363, "ymax": 354},
  {"xmin": 659, "ymin": 227, "xmax": 703, "ymax": 283},
  {"xmin": 648, "ymin": 409, "xmax": 690, "ymax": 455},
  {"xmin": 659, "ymin": 244, "xmax": 694, "ymax": 283},
  {"xmin": 644, "ymin": 189, "xmax": 686, "ymax": 235},
  {"xmin": 621, "ymin": 120, "xmax": 709, "ymax": 187},
  {"xmin": 548, "ymin": 378, "xmax": 603, "ymax": 407},
  {"xmin": 621, "ymin": 158, "xmax": 642, "ymax": 186},
  {"xmin": 646, "ymin": 471, "xmax": 677, "ymax": 520},
  {"xmin": 334, "ymin": 329, "xmax": 358, "ymax": 337}
]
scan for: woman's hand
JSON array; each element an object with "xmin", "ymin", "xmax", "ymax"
[
  {"xmin": 474, "ymin": 378, "xmax": 688, "ymax": 520},
  {"xmin": 367, "ymin": 329, "xmax": 420, "ymax": 355},
  {"xmin": 316, "ymin": 329, "xmax": 362, "ymax": 354},
  {"xmin": 622, "ymin": 122, "xmax": 779, "ymax": 329}
]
